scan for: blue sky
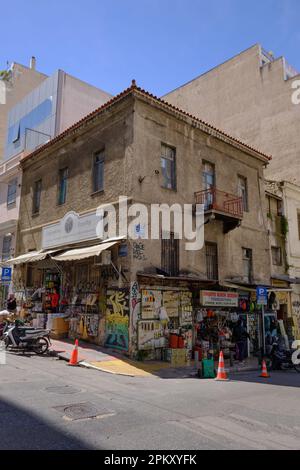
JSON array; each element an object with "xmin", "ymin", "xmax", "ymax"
[{"xmin": 1, "ymin": 0, "xmax": 300, "ymax": 96}]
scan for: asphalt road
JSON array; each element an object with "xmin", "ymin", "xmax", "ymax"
[{"xmin": 1, "ymin": 351, "xmax": 300, "ymax": 450}]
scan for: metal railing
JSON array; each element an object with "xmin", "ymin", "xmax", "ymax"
[{"xmin": 195, "ymin": 188, "xmax": 243, "ymax": 218}]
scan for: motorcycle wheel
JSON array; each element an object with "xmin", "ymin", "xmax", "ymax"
[
  {"xmin": 4, "ymin": 337, "xmax": 11, "ymax": 349},
  {"xmin": 294, "ymin": 363, "xmax": 300, "ymax": 373},
  {"xmin": 33, "ymin": 337, "xmax": 49, "ymax": 355}
]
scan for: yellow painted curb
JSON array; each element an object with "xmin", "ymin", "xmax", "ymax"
[{"xmin": 88, "ymin": 359, "xmax": 175, "ymax": 377}]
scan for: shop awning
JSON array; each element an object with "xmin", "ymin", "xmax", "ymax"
[
  {"xmin": 222, "ymin": 280, "xmax": 293, "ymax": 293},
  {"xmin": 51, "ymin": 240, "xmax": 118, "ymax": 262},
  {"xmin": 5, "ymin": 250, "xmax": 54, "ymax": 266}
]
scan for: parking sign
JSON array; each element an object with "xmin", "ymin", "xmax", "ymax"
[
  {"xmin": 256, "ymin": 286, "xmax": 268, "ymax": 306},
  {"xmin": 1, "ymin": 267, "xmax": 12, "ymax": 283}
]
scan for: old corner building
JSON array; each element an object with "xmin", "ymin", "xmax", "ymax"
[{"xmin": 10, "ymin": 81, "xmax": 293, "ymax": 363}]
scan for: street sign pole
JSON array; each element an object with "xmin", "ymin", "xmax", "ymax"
[
  {"xmin": 256, "ymin": 286, "xmax": 268, "ymax": 358},
  {"xmin": 262, "ymin": 304, "xmax": 266, "ymax": 356}
]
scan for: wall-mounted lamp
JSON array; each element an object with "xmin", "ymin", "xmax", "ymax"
[{"xmin": 138, "ymin": 170, "xmax": 160, "ymax": 184}]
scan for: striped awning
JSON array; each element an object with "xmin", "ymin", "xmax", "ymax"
[
  {"xmin": 4, "ymin": 250, "xmax": 54, "ymax": 266},
  {"xmin": 51, "ymin": 240, "xmax": 118, "ymax": 262}
]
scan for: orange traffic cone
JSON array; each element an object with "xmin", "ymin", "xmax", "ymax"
[
  {"xmin": 68, "ymin": 339, "xmax": 79, "ymax": 366},
  {"xmin": 215, "ymin": 351, "xmax": 229, "ymax": 381},
  {"xmin": 259, "ymin": 359, "xmax": 270, "ymax": 378}
]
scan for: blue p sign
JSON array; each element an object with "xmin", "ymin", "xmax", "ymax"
[
  {"xmin": 1, "ymin": 267, "xmax": 12, "ymax": 282},
  {"xmin": 256, "ymin": 286, "xmax": 268, "ymax": 306}
]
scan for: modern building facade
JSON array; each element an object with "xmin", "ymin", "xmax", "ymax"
[
  {"xmin": 10, "ymin": 83, "xmax": 280, "ymax": 358},
  {"xmin": 4, "ymin": 70, "xmax": 112, "ymax": 161},
  {"xmin": 0, "ymin": 59, "xmax": 47, "ymax": 161}
]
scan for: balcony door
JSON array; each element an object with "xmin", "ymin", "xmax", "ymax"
[{"xmin": 202, "ymin": 162, "xmax": 215, "ymax": 210}]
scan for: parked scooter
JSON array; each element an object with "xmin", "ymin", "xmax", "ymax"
[
  {"xmin": 3, "ymin": 320, "xmax": 51, "ymax": 355},
  {"xmin": 270, "ymin": 338, "xmax": 300, "ymax": 373}
]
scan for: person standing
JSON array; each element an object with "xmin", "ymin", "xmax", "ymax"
[
  {"xmin": 232, "ymin": 318, "xmax": 250, "ymax": 363},
  {"xmin": 7, "ymin": 294, "xmax": 17, "ymax": 314}
]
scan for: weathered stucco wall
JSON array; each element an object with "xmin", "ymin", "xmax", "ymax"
[
  {"xmin": 17, "ymin": 92, "xmax": 271, "ymax": 287},
  {"xmin": 129, "ymin": 98, "xmax": 271, "ymax": 285},
  {"xmin": 18, "ymin": 97, "xmax": 135, "ymax": 253}
]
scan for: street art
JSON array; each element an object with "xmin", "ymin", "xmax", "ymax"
[
  {"xmin": 105, "ymin": 288, "xmax": 129, "ymax": 351},
  {"xmin": 130, "ymin": 281, "xmax": 141, "ymax": 353}
]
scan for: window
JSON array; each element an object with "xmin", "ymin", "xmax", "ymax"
[
  {"xmin": 93, "ymin": 150, "xmax": 104, "ymax": 193},
  {"xmin": 277, "ymin": 200, "xmax": 283, "ymax": 216},
  {"xmin": 58, "ymin": 167, "xmax": 68, "ymax": 205},
  {"xmin": 161, "ymin": 232, "xmax": 179, "ymax": 276},
  {"xmin": 238, "ymin": 175, "xmax": 249, "ymax": 212},
  {"xmin": 202, "ymin": 161, "xmax": 215, "ymax": 209},
  {"xmin": 205, "ymin": 242, "xmax": 218, "ymax": 280},
  {"xmin": 271, "ymin": 246, "xmax": 282, "ymax": 266},
  {"xmin": 7, "ymin": 179, "xmax": 17, "ymax": 206},
  {"xmin": 242, "ymin": 248, "xmax": 253, "ymax": 283},
  {"xmin": 161, "ymin": 144, "xmax": 176, "ymax": 190},
  {"xmin": 2, "ymin": 235, "xmax": 12, "ymax": 261},
  {"xmin": 32, "ymin": 179, "xmax": 42, "ymax": 214}
]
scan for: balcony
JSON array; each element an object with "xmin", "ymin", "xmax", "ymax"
[{"xmin": 195, "ymin": 188, "xmax": 243, "ymax": 233}]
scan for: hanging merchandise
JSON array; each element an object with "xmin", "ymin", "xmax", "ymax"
[
  {"xmin": 159, "ymin": 306, "xmax": 169, "ymax": 324},
  {"xmin": 180, "ymin": 291, "xmax": 193, "ymax": 325}
]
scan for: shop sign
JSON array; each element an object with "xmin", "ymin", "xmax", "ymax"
[
  {"xmin": 200, "ymin": 290, "xmax": 238, "ymax": 307},
  {"xmin": 256, "ymin": 286, "xmax": 268, "ymax": 306},
  {"xmin": 42, "ymin": 211, "xmax": 102, "ymax": 249},
  {"xmin": 276, "ymin": 291, "xmax": 289, "ymax": 305}
]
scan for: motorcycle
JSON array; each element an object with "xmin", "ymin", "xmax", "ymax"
[
  {"xmin": 270, "ymin": 339, "xmax": 300, "ymax": 373},
  {"xmin": 3, "ymin": 321, "xmax": 51, "ymax": 355},
  {"xmin": 0, "ymin": 320, "xmax": 14, "ymax": 340}
]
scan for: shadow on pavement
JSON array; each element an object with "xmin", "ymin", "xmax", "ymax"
[
  {"xmin": 0, "ymin": 397, "xmax": 94, "ymax": 450},
  {"xmin": 230, "ymin": 370, "xmax": 300, "ymax": 388}
]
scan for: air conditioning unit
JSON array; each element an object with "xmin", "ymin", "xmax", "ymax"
[{"xmin": 94, "ymin": 250, "xmax": 112, "ymax": 266}]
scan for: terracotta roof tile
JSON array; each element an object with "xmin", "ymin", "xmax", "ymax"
[{"xmin": 21, "ymin": 81, "xmax": 271, "ymax": 164}]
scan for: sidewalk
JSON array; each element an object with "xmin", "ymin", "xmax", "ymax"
[{"xmin": 50, "ymin": 338, "xmax": 259, "ymax": 378}]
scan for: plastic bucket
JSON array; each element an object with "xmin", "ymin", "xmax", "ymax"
[{"xmin": 169, "ymin": 334, "xmax": 179, "ymax": 348}]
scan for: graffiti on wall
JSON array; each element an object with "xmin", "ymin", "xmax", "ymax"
[
  {"xmin": 105, "ymin": 289, "xmax": 129, "ymax": 351},
  {"xmin": 132, "ymin": 241, "xmax": 147, "ymax": 261},
  {"xmin": 130, "ymin": 281, "xmax": 141, "ymax": 352}
]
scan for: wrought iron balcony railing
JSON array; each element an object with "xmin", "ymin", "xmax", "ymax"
[{"xmin": 195, "ymin": 188, "xmax": 243, "ymax": 219}]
